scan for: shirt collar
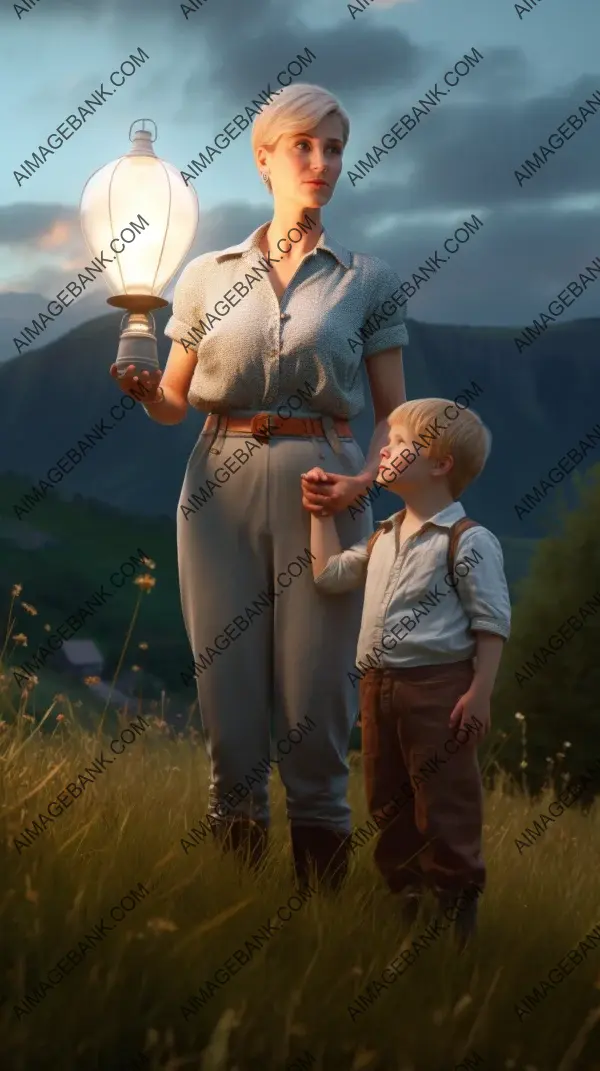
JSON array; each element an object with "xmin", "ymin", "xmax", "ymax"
[
  {"xmin": 424, "ymin": 501, "xmax": 466, "ymax": 530},
  {"xmin": 378, "ymin": 501, "xmax": 466, "ymax": 536},
  {"xmin": 215, "ymin": 221, "xmax": 352, "ymax": 270}
]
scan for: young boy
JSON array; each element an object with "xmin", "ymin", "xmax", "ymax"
[{"xmin": 302, "ymin": 398, "xmax": 511, "ymax": 947}]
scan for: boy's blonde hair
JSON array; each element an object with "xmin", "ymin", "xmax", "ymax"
[
  {"xmin": 251, "ymin": 83, "xmax": 350, "ymax": 191},
  {"xmin": 388, "ymin": 397, "xmax": 491, "ymax": 499}
]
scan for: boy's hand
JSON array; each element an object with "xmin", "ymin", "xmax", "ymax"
[
  {"xmin": 301, "ymin": 469, "xmax": 365, "ymax": 517},
  {"xmin": 448, "ymin": 687, "xmax": 491, "ymax": 742},
  {"xmin": 301, "ymin": 467, "xmax": 335, "ymax": 517}
]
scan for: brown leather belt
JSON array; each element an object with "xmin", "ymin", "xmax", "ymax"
[{"xmin": 203, "ymin": 412, "xmax": 353, "ymax": 442}]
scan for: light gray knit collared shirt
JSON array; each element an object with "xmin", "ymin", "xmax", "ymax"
[
  {"xmin": 313, "ymin": 500, "xmax": 511, "ymax": 672},
  {"xmin": 164, "ymin": 220, "xmax": 409, "ymax": 418}
]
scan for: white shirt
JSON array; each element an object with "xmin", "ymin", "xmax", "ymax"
[{"xmin": 313, "ymin": 501, "xmax": 511, "ymax": 673}]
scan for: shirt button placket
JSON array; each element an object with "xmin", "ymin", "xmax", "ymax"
[{"xmin": 379, "ymin": 542, "xmax": 406, "ymax": 635}]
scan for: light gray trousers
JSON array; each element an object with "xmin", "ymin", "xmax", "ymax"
[{"xmin": 176, "ymin": 409, "xmax": 373, "ymax": 833}]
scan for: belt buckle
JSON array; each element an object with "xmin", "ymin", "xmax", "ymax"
[{"xmin": 251, "ymin": 411, "xmax": 275, "ymax": 443}]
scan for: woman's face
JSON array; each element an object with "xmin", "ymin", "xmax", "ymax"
[{"xmin": 262, "ymin": 112, "xmax": 345, "ymax": 209}]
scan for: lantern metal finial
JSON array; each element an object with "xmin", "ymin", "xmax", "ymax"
[
  {"xmin": 129, "ymin": 118, "xmax": 157, "ymax": 142},
  {"xmin": 127, "ymin": 119, "xmax": 158, "ymax": 159}
]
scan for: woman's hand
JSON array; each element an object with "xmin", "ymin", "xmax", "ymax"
[
  {"xmin": 109, "ymin": 363, "xmax": 164, "ymax": 403},
  {"xmin": 301, "ymin": 468, "xmax": 366, "ymax": 518}
]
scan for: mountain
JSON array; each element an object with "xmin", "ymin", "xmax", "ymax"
[
  {"xmin": 0, "ymin": 290, "xmax": 109, "ymax": 363},
  {"xmin": 1, "ymin": 307, "xmax": 599, "ymax": 549}
]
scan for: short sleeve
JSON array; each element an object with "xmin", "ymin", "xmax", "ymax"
[
  {"xmin": 164, "ymin": 258, "xmax": 206, "ymax": 352},
  {"xmin": 362, "ymin": 261, "xmax": 409, "ymax": 359},
  {"xmin": 454, "ymin": 528, "xmax": 511, "ymax": 640}
]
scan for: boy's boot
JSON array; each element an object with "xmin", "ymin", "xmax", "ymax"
[
  {"xmin": 290, "ymin": 823, "xmax": 350, "ymax": 892},
  {"xmin": 216, "ymin": 815, "xmax": 269, "ymax": 870},
  {"xmin": 436, "ymin": 885, "xmax": 480, "ymax": 951}
]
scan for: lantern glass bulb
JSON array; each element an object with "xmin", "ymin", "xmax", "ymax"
[{"xmin": 80, "ymin": 125, "xmax": 198, "ymax": 303}]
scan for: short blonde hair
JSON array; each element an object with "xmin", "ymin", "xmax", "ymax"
[
  {"xmin": 251, "ymin": 83, "xmax": 350, "ymax": 191},
  {"xmin": 388, "ymin": 397, "xmax": 491, "ymax": 499}
]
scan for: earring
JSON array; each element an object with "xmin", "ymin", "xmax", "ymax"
[{"xmin": 261, "ymin": 171, "xmax": 269, "ymax": 184}]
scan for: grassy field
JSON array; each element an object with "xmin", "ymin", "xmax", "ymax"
[
  {"xmin": 1, "ymin": 493, "xmax": 597, "ymax": 1071},
  {"xmin": 1, "ymin": 686, "xmax": 600, "ymax": 1071}
]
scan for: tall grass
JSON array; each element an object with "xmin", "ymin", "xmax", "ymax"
[{"xmin": 2, "ymin": 584, "xmax": 600, "ymax": 1070}]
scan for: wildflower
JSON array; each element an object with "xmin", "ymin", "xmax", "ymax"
[
  {"xmin": 131, "ymin": 665, "xmax": 141, "ymax": 673},
  {"xmin": 515, "ymin": 712, "xmax": 525, "ymax": 722},
  {"xmin": 43, "ymin": 624, "xmax": 52, "ymax": 632},
  {"xmin": 141, "ymin": 557, "xmax": 156, "ymax": 570},
  {"xmin": 563, "ymin": 741, "xmax": 572, "ymax": 748},
  {"xmin": 84, "ymin": 676, "xmax": 101, "ymax": 686},
  {"xmin": 56, "ymin": 713, "xmax": 65, "ymax": 722},
  {"xmin": 11, "ymin": 584, "xmax": 22, "ymax": 597},
  {"xmin": 20, "ymin": 602, "xmax": 38, "ymax": 616},
  {"xmin": 53, "ymin": 694, "xmax": 66, "ymax": 702},
  {"xmin": 519, "ymin": 760, "xmax": 528, "ymax": 769},
  {"xmin": 146, "ymin": 917, "xmax": 178, "ymax": 935},
  {"xmin": 138, "ymin": 642, "xmax": 149, "ymax": 650},
  {"xmin": 12, "ymin": 633, "xmax": 28, "ymax": 646},
  {"xmin": 134, "ymin": 574, "xmax": 156, "ymax": 592}
]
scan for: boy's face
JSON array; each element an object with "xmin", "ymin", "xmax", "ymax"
[{"xmin": 375, "ymin": 422, "xmax": 452, "ymax": 493}]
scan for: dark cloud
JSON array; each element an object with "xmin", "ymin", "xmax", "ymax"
[
  {"xmin": 3, "ymin": 0, "xmax": 599, "ymax": 331},
  {"xmin": 193, "ymin": 24, "xmax": 429, "ymax": 112},
  {"xmin": 6, "ymin": 0, "xmax": 179, "ymax": 22},
  {"xmin": 0, "ymin": 203, "xmax": 77, "ymax": 245},
  {"xmin": 5, "ymin": 0, "xmax": 290, "ymax": 30},
  {"xmin": 339, "ymin": 199, "xmax": 600, "ymax": 326},
  {"xmin": 469, "ymin": 46, "xmax": 533, "ymax": 98},
  {"xmin": 346, "ymin": 73, "xmax": 600, "ymax": 209}
]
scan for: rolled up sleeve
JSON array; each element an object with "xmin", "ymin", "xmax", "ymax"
[
  {"xmin": 362, "ymin": 261, "xmax": 409, "ymax": 359},
  {"xmin": 313, "ymin": 535, "xmax": 370, "ymax": 594},
  {"xmin": 455, "ymin": 531, "xmax": 511, "ymax": 640},
  {"xmin": 164, "ymin": 257, "xmax": 206, "ymax": 352}
]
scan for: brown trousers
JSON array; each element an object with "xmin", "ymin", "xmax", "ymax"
[{"xmin": 359, "ymin": 661, "xmax": 486, "ymax": 895}]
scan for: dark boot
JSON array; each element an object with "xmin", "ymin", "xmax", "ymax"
[
  {"xmin": 214, "ymin": 815, "xmax": 269, "ymax": 871},
  {"xmin": 290, "ymin": 823, "xmax": 350, "ymax": 893},
  {"xmin": 436, "ymin": 885, "xmax": 481, "ymax": 951}
]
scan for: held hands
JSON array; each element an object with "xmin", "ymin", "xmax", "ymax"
[
  {"xmin": 300, "ymin": 467, "xmax": 364, "ymax": 518},
  {"xmin": 109, "ymin": 363, "xmax": 164, "ymax": 403},
  {"xmin": 448, "ymin": 686, "xmax": 491, "ymax": 743}
]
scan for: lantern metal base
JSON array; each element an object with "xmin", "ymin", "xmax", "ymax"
[
  {"xmin": 108, "ymin": 294, "xmax": 169, "ymax": 313},
  {"xmin": 115, "ymin": 311, "xmax": 160, "ymax": 377}
]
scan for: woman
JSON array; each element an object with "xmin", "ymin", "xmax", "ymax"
[{"xmin": 110, "ymin": 83, "xmax": 409, "ymax": 891}]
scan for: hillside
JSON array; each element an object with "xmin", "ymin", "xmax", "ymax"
[{"xmin": 1, "ymin": 309, "xmax": 599, "ymax": 541}]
